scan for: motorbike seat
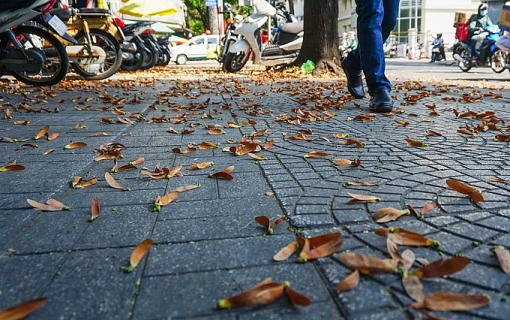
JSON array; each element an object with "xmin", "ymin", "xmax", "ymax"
[
  {"xmin": 49, "ymin": 8, "xmax": 73, "ymax": 21},
  {"xmin": 76, "ymin": 8, "xmax": 110, "ymax": 17},
  {"xmin": 280, "ymin": 21, "xmax": 303, "ymax": 35}
]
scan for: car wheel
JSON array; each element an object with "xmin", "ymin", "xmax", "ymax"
[{"xmin": 176, "ymin": 54, "xmax": 187, "ymax": 65}]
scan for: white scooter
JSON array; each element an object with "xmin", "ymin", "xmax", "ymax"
[{"xmin": 222, "ymin": 0, "xmax": 303, "ymax": 73}]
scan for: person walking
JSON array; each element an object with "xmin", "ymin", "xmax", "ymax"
[{"xmin": 341, "ymin": 0, "xmax": 400, "ymax": 113}]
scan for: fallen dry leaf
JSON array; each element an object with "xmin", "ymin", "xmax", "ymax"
[
  {"xmin": 34, "ymin": 125, "xmax": 49, "ymax": 140},
  {"xmin": 372, "ymin": 207, "xmax": 410, "ymax": 223},
  {"xmin": 27, "ymin": 198, "xmax": 70, "ymax": 211},
  {"xmin": 89, "ymin": 196, "xmax": 100, "ymax": 222},
  {"xmin": 403, "ymin": 274, "xmax": 425, "ymax": 302},
  {"xmin": 217, "ymin": 278, "xmax": 283, "ymax": 309},
  {"xmin": 254, "ymin": 216, "xmax": 286, "ymax": 235},
  {"xmin": 411, "ymin": 292, "xmax": 490, "ymax": 312},
  {"xmin": 0, "ymin": 297, "xmax": 47, "ymax": 320},
  {"xmin": 303, "ymin": 151, "xmax": 328, "ymax": 158},
  {"xmin": 493, "ymin": 246, "xmax": 510, "ymax": 274},
  {"xmin": 446, "ymin": 178, "xmax": 484, "ymax": 203},
  {"xmin": 105, "ymin": 172, "xmax": 130, "ymax": 191},
  {"xmin": 375, "ymin": 227, "xmax": 440, "ymax": 247},
  {"xmin": 338, "ymin": 252, "xmax": 398, "ymax": 274},
  {"xmin": 121, "ymin": 238, "xmax": 153, "ymax": 273},
  {"xmin": 411, "ymin": 256, "xmax": 469, "ymax": 278},
  {"xmin": 335, "ymin": 270, "xmax": 360, "ymax": 291}
]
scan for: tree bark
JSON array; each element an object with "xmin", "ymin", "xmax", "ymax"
[
  {"xmin": 288, "ymin": 0, "xmax": 294, "ymax": 15},
  {"xmin": 294, "ymin": 0, "xmax": 342, "ymax": 75},
  {"xmin": 207, "ymin": 6, "xmax": 219, "ymax": 35}
]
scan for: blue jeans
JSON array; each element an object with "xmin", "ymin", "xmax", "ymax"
[{"xmin": 346, "ymin": 0, "xmax": 400, "ymax": 95}]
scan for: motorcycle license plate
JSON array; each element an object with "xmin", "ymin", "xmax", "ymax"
[{"xmin": 48, "ymin": 15, "xmax": 68, "ymax": 37}]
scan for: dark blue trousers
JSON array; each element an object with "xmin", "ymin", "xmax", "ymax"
[{"xmin": 346, "ymin": 0, "xmax": 400, "ymax": 95}]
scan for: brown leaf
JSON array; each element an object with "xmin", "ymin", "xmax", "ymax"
[
  {"xmin": 425, "ymin": 129, "xmax": 442, "ymax": 136},
  {"xmin": 335, "ymin": 270, "xmax": 360, "ymax": 291},
  {"xmin": 493, "ymin": 246, "xmax": 510, "ymax": 274},
  {"xmin": 412, "ymin": 256, "xmax": 469, "ymax": 278},
  {"xmin": 487, "ymin": 176, "xmax": 508, "ymax": 183},
  {"xmin": 298, "ymin": 236, "xmax": 343, "ymax": 263},
  {"xmin": 285, "ymin": 285, "xmax": 311, "ymax": 306},
  {"xmin": 446, "ymin": 178, "xmax": 484, "ymax": 202},
  {"xmin": 386, "ymin": 238, "xmax": 404, "ymax": 264},
  {"xmin": 273, "ymin": 241, "xmax": 299, "ymax": 262},
  {"xmin": 208, "ymin": 166, "xmax": 234, "ymax": 180},
  {"xmin": 338, "ymin": 252, "xmax": 398, "ymax": 274},
  {"xmin": 445, "ymin": 178, "xmax": 477, "ymax": 195},
  {"xmin": 121, "ymin": 238, "xmax": 153, "ymax": 273},
  {"xmin": 74, "ymin": 177, "xmax": 98, "ymax": 189},
  {"xmin": 0, "ymin": 297, "xmax": 47, "ymax": 320},
  {"xmin": 199, "ymin": 142, "xmax": 219, "ymax": 150},
  {"xmin": 45, "ymin": 199, "xmax": 69, "ymax": 210},
  {"xmin": 64, "ymin": 141, "xmax": 87, "ymax": 149},
  {"xmin": 208, "ymin": 129, "xmax": 225, "ymax": 135},
  {"xmin": 263, "ymin": 139, "xmax": 274, "ymax": 150},
  {"xmin": 343, "ymin": 181, "xmax": 379, "ymax": 187},
  {"xmin": 34, "ymin": 125, "xmax": 49, "ymax": 140},
  {"xmin": 0, "ymin": 163, "xmax": 25, "ymax": 172},
  {"xmin": 404, "ymin": 138, "xmax": 427, "ymax": 147},
  {"xmin": 347, "ymin": 193, "xmax": 381, "ymax": 203},
  {"xmin": 170, "ymin": 184, "xmax": 200, "ymax": 193},
  {"xmin": 254, "ymin": 215, "xmax": 270, "ymax": 231},
  {"xmin": 376, "ymin": 228, "xmax": 440, "ymax": 247},
  {"xmin": 247, "ymin": 153, "xmax": 266, "ymax": 161},
  {"xmin": 394, "ymin": 120, "xmax": 409, "ymax": 127},
  {"xmin": 401, "ymin": 249, "xmax": 416, "ymax": 271},
  {"xmin": 171, "ymin": 147, "xmax": 196, "ymax": 154},
  {"xmin": 250, "ymin": 129, "xmax": 268, "ymax": 137},
  {"xmin": 334, "ymin": 158, "xmax": 352, "ymax": 166},
  {"xmin": 413, "ymin": 292, "xmax": 490, "ymax": 311},
  {"xmin": 187, "ymin": 162, "xmax": 214, "ymax": 170},
  {"xmin": 158, "ymin": 191, "xmax": 180, "ymax": 206},
  {"xmin": 420, "ymin": 201, "xmax": 436, "ymax": 216},
  {"xmin": 403, "ymin": 274, "xmax": 425, "ymax": 302},
  {"xmin": 345, "ymin": 138, "xmax": 365, "ymax": 148},
  {"xmin": 217, "ymin": 279, "xmax": 284, "ymax": 309},
  {"xmin": 89, "ymin": 196, "xmax": 100, "ymax": 222},
  {"xmin": 46, "ymin": 132, "xmax": 60, "ymax": 141},
  {"xmin": 372, "ymin": 207, "xmax": 410, "ymax": 223},
  {"xmin": 27, "ymin": 198, "xmax": 68, "ymax": 211},
  {"xmin": 303, "ymin": 151, "xmax": 328, "ymax": 158},
  {"xmin": 104, "ymin": 172, "xmax": 130, "ymax": 191},
  {"xmin": 129, "ymin": 157, "xmax": 144, "ymax": 165}
]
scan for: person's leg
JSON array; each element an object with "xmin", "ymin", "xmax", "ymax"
[{"xmin": 471, "ymin": 35, "xmax": 479, "ymax": 57}]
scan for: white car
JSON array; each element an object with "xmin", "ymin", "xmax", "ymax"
[{"xmin": 170, "ymin": 35, "xmax": 220, "ymax": 65}]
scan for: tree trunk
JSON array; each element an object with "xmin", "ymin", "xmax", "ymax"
[
  {"xmin": 294, "ymin": 0, "xmax": 342, "ymax": 75},
  {"xmin": 207, "ymin": 6, "xmax": 219, "ymax": 35}
]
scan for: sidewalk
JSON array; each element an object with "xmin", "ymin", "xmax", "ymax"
[{"xmin": 1, "ymin": 64, "xmax": 509, "ymax": 320}]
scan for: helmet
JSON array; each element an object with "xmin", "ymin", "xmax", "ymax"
[
  {"xmin": 478, "ymin": 3, "xmax": 488, "ymax": 16},
  {"xmin": 437, "ymin": 33, "xmax": 442, "ymax": 37}
]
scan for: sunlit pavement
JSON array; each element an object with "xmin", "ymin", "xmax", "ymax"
[{"xmin": 0, "ymin": 60, "xmax": 509, "ymax": 319}]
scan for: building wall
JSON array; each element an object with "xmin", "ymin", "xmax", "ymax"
[{"xmin": 292, "ymin": 0, "xmax": 489, "ymax": 50}]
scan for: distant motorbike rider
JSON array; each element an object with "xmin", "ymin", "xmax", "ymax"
[
  {"xmin": 469, "ymin": 3, "xmax": 492, "ymax": 60},
  {"xmin": 430, "ymin": 33, "xmax": 445, "ymax": 62}
]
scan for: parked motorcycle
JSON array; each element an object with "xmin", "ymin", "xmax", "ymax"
[
  {"xmin": 453, "ymin": 25, "xmax": 505, "ymax": 73},
  {"xmin": 50, "ymin": 5, "xmax": 124, "ymax": 80},
  {"xmin": 216, "ymin": 2, "xmax": 243, "ymax": 65},
  {"xmin": 120, "ymin": 21, "xmax": 159, "ymax": 71},
  {"xmin": 0, "ymin": 0, "xmax": 70, "ymax": 86},
  {"xmin": 155, "ymin": 35, "xmax": 170, "ymax": 66},
  {"xmin": 223, "ymin": 0, "xmax": 303, "ymax": 73}
]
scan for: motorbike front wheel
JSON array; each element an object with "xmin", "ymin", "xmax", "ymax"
[
  {"xmin": 5, "ymin": 26, "xmax": 68, "ymax": 86},
  {"xmin": 121, "ymin": 44, "xmax": 146, "ymax": 71},
  {"xmin": 140, "ymin": 41, "xmax": 158, "ymax": 70},
  {"xmin": 455, "ymin": 46, "xmax": 472, "ymax": 72},
  {"xmin": 223, "ymin": 49, "xmax": 250, "ymax": 73},
  {"xmin": 490, "ymin": 49, "xmax": 506, "ymax": 73},
  {"xmin": 71, "ymin": 29, "xmax": 122, "ymax": 80}
]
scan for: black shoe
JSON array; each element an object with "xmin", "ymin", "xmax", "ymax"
[
  {"xmin": 369, "ymin": 88, "xmax": 393, "ymax": 113},
  {"xmin": 341, "ymin": 58, "xmax": 364, "ymax": 99}
]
